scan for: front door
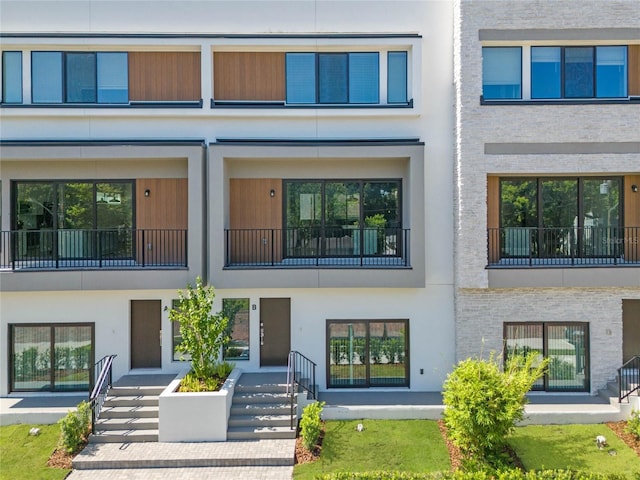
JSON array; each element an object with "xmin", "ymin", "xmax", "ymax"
[
  {"xmin": 131, "ymin": 300, "xmax": 162, "ymax": 369},
  {"xmin": 260, "ymin": 298, "xmax": 291, "ymax": 366},
  {"xmin": 623, "ymin": 299, "xmax": 640, "ymax": 364}
]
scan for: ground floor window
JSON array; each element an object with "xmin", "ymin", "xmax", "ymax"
[
  {"xmin": 327, "ymin": 319, "xmax": 408, "ymax": 388},
  {"xmin": 223, "ymin": 298, "xmax": 250, "ymax": 361},
  {"xmin": 9, "ymin": 323, "xmax": 94, "ymax": 392},
  {"xmin": 504, "ymin": 322, "xmax": 589, "ymax": 392}
]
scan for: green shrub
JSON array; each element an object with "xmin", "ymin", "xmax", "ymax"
[
  {"xmin": 625, "ymin": 409, "xmax": 640, "ymax": 439},
  {"xmin": 314, "ymin": 470, "xmax": 633, "ymax": 480},
  {"xmin": 442, "ymin": 352, "xmax": 547, "ymax": 467},
  {"xmin": 58, "ymin": 400, "xmax": 91, "ymax": 453},
  {"xmin": 300, "ymin": 400, "xmax": 325, "ymax": 451}
]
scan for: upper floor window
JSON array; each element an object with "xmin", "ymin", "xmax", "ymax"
[
  {"xmin": 531, "ymin": 46, "xmax": 627, "ymax": 99},
  {"xmin": 482, "ymin": 44, "xmax": 633, "ymax": 101},
  {"xmin": 286, "ymin": 52, "xmax": 380, "ymax": 104},
  {"xmin": 2, "ymin": 51, "xmax": 22, "ymax": 103},
  {"xmin": 32, "ymin": 51, "xmax": 128, "ymax": 104},
  {"xmin": 482, "ymin": 47, "xmax": 522, "ymax": 99}
]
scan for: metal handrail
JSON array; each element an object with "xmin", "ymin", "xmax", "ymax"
[
  {"xmin": 618, "ymin": 355, "xmax": 640, "ymax": 403},
  {"xmin": 287, "ymin": 350, "xmax": 318, "ymax": 429},
  {"xmin": 89, "ymin": 354, "xmax": 117, "ymax": 432}
]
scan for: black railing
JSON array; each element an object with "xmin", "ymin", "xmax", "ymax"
[
  {"xmin": 488, "ymin": 226, "xmax": 640, "ymax": 266},
  {"xmin": 225, "ymin": 227, "xmax": 410, "ymax": 267},
  {"xmin": 0, "ymin": 229, "xmax": 187, "ymax": 269},
  {"xmin": 89, "ymin": 354, "xmax": 116, "ymax": 433},
  {"xmin": 618, "ymin": 356, "xmax": 640, "ymax": 403},
  {"xmin": 287, "ymin": 350, "xmax": 318, "ymax": 430}
]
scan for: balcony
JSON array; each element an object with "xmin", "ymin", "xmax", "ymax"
[
  {"xmin": 487, "ymin": 226, "xmax": 640, "ymax": 267},
  {"xmin": 0, "ymin": 229, "xmax": 187, "ymax": 270},
  {"xmin": 225, "ymin": 227, "xmax": 410, "ymax": 268}
]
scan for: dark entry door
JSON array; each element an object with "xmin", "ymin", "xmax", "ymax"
[
  {"xmin": 623, "ymin": 299, "xmax": 640, "ymax": 364},
  {"xmin": 260, "ymin": 298, "xmax": 291, "ymax": 366},
  {"xmin": 131, "ymin": 300, "xmax": 162, "ymax": 369}
]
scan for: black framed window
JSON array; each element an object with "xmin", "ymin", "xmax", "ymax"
[
  {"xmin": 284, "ymin": 179, "xmax": 401, "ymax": 258},
  {"xmin": 222, "ymin": 298, "xmax": 250, "ymax": 361},
  {"xmin": 9, "ymin": 323, "xmax": 94, "ymax": 392},
  {"xmin": 31, "ymin": 51, "xmax": 128, "ymax": 104},
  {"xmin": 327, "ymin": 319, "xmax": 409, "ymax": 388},
  {"xmin": 531, "ymin": 46, "xmax": 627, "ymax": 99},
  {"xmin": 285, "ymin": 52, "xmax": 385, "ymax": 104},
  {"xmin": 499, "ymin": 176, "xmax": 622, "ymax": 259},
  {"xmin": 13, "ymin": 180, "xmax": 134, "ymax": 260},
  {"xmin": 504, "ymin": 322, "xmax": 589, "ymax": 392}
]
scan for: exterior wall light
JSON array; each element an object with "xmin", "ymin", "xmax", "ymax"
[
  {"xmin": 632, "ymin": 185, "xmax": 639, "ymax": 193},
  {"xmin": 270, "ymin": 189, "xmax": 276, "ymax": 197},
  {"xmin": 144, "ymin": 189, "xmax": 151, "ymax": 197}
]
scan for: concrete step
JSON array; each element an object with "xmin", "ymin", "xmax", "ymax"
[
  {"xmin": 232, "ymin": 392, "xmax": 290, "ymax": 404},
  {"xmin": 94, "ymin": 417, "xmax": 158, "ymax": 431},
  {"xmin": 230, "ymin": 403, "xmax": 291, "ymax": 416},
  {"xmin": 99, "ymin": 406, "xmax": 159, "ymax": 419},
  {"xmin": 109, "ymin": 386, "xmax": 166, "ymax": 397},
  {"xmin": 234, "ymin": 383, "xmax": 289, "ymax": 394},
  {"xmin": 103, "ymin": 395, "xmax": 159, "ymax": 407},
  {"xmin": 226, "ymin": 426, "xmax": 296, "ymax": 440},
  {"xmin": 228, "ymin": 414, "xmax": 292, "ymax": 428},
  {"xmin": 89, "ymin": 429, "xmax": 158, "ymax": 443}
]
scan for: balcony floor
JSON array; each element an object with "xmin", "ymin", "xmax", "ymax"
[{"xmin": 226, "ymin": 256, "xmax": 409, "ymax": 268}]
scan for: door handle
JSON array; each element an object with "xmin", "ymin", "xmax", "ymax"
[
  {"xmin": 159, "ymin": 329, "xmax": 162, "ymax": 347},
  {"xmin": 260, "ymin": 323, "xmax": 264, "ymax": 346}
]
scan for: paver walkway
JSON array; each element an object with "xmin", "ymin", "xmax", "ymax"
[{"xmin": 69, "ymin": 439, "xmax": 296, "ymax": 479}]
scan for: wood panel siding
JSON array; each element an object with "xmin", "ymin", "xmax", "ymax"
[
  {"xmin": 629, "ymin": 45, "xmax": 640, "ymax": 97},
  {"xmin": 624, "ymin": 175, "xmax": 640, "ymax": 261},
  {"xmin": 229, "ymin": 179, "xmax": 282, "ymax": 263},
  {"xmin": 136, "ymin": 178, "xmax": 188, "ymax": 265},
  {"xmin": 487, "ymin": 176, "xmax": 500, "ymax": 264},
  {"xmin": 213, "ymin": 52, "xmax": 285, "ymax": 101},
  {"xmin": 129, "ymin": 52, "xmax": 201, "ymax": 101}
]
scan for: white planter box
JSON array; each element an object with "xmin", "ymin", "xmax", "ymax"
[{"xmin": 159, "ymin": 367, "xmax": 242, "ymax": 442}]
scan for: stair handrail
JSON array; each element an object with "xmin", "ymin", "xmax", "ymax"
[
  {"xmin": 89, "ymin": 354, "xmax": 117, "ymax": 432},
  {"xmin": 287, "ymin": 350, "xmax": 318, "ymax": 429},
  {"xmin": 618, "ymin": 355, "xmax": 640, "ymax": 403}
]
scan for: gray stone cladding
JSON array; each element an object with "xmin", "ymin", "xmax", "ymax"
[
  {"xmin": 456, "ymin": 288, "xmax": 640, "ymax": 394},
  {"xmin": 453, "ymin": 0, "xmax": 640, "ymax": 290}
]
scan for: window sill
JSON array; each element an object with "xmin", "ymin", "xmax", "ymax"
[
  {"xmin": 1, "ymin": 100, "xmax": 203, "ymax": 108},
  {"xmin": 480, "ymin": 96, "xmax": 640, "ymax": 106},
  {"xmin": 211, "ymin": 99, "xmax": 413, "ymax": 109}
]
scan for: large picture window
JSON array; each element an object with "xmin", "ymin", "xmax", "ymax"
[
  {"xmin": 31, "ymin": 51, "xmax": 128, "ymax": 104},
  {"xmin": 13, "ymin": 180, "xmax": 134, "ymax": 261},
  {"xmin": 482, "ymin": 47, "xmax": 522, "ymax": 99},
  {"xmin": 327, "ymin": 319, "xmax": 409, "ymax": 388},
  {"xmin": 10, "ymin": 323, "xmax": 94, "ymax": 392},
  {"xmin": 499, "ymin": 177, "xmax": 622, "ymax": 259},
  {"xmin": 504, "ymin": 322, "xmax": 589, "ymax": 392},
  {"xmin": 285, "ymin": 180, "xmax": 401, "ymax": 258}
]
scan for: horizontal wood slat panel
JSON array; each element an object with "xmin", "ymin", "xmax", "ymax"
[
  {"xmin": 129, "ymin": 52, "xmax": 201, "ymax": 101},
  {"xmin": 629, "ymin": 45, "xmax": 640, "ymax": 97},
  {"xmin": 214, "ymin": 52, "xmax": 285, "ymax": 101}
]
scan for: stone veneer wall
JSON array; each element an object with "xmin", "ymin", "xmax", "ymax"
[
  {"xmin": 456, "ymin": 288, "xmax": 640, "ymax": 394},
  {"xmin": 453, "ymin": 0, "xmax": 640, "ymax": 290}
]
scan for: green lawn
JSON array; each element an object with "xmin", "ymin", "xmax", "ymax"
[
  {"xmin": 0, "ymin": 424, "xmax": 69, "ymax": 480},
  {"xmin": 293, "ymin": 419, "xmax": 450, "ymax": 479},
  {"xmin": 509, "ymin": 424, "xmax": 640, "ymax": 474}
]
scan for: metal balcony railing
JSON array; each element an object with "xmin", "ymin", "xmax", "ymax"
[
  {"xmin": 0, "ymin": 228, "xmax": 187, "ymax": 270},
  {"xmin": 225, "ymin": 227, "xmax": 410, "ymax": 268},
  {"xmin": 487, "ymin": 226, "xmax": 640, "ymax": 266}
]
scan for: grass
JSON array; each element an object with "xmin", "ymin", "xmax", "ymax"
[
  {"xmin": 0, "ymin": 424, "xmax": 69, "ymax": 480},
  {"xmin": 293, "ymin": 419, "xmax": 450, "ymax": 479},
  {"xmin": 509, "ymin": 424, "xmax": 640, "ymax": 474}
]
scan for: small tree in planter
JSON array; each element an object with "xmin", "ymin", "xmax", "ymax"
[{"xmin": 169, "ymin": 277, "xmax": 232, "ymax": 392}]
